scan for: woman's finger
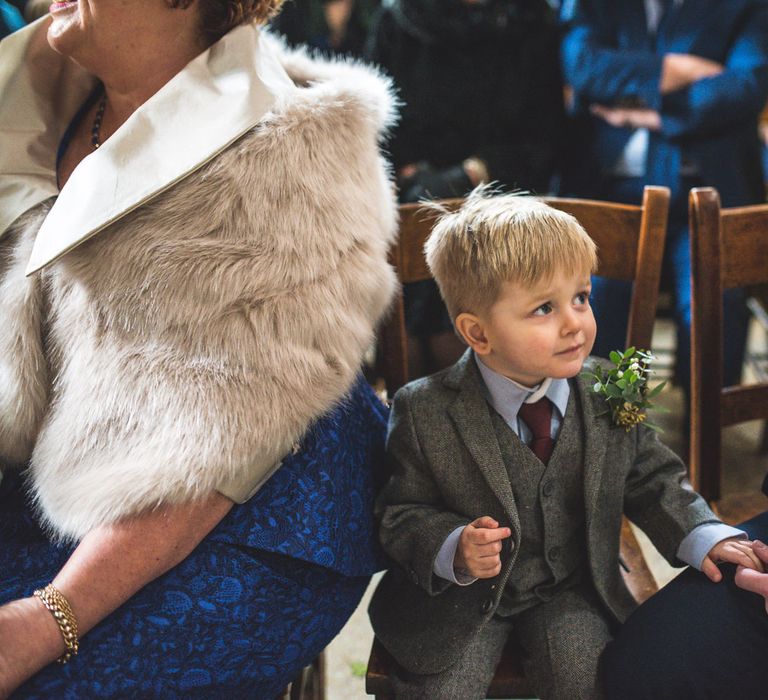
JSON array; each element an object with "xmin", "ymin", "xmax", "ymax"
[{"xmin": 734, "ymin": 566, "xmax": 768, "ymax": 599}]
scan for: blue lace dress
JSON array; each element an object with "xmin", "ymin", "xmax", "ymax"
[{"xmin": 0, "ymin": 376, "xmax": 387, "ymax": 699}]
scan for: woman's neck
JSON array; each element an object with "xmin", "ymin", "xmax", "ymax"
[{"xmin": 96, "ymin": 41, "xmax": 206, "ymax": 141}]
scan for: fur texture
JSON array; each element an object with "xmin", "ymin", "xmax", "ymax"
[{"xmin": 0, "ymin": 40, "xmax": 398, "ymax": 541}]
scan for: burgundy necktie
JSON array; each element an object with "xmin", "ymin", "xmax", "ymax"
[{"xmin": 518, "ymin": 398, "xmax": 554, "ymax": 464}]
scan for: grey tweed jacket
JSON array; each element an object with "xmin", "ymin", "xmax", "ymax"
[{"xmin": 369, "ymin": 350, "xmax": 719, "ymax": 674}]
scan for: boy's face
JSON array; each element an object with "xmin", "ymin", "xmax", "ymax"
[{"xmin": 473, "ymin": 268, "xmax": 596, "ymax": 387}]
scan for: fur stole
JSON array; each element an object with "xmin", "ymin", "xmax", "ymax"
[{"xmin": 0, "ymin": 41, "xmax": 398, "ymax": 541}]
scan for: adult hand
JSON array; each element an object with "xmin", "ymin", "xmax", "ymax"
[
  {"xmin": 323, "ymin": 0, "xmax": 354, "ymax": 47},
  {"xmin": 462, "ymin": 157, "xmax": 489, "ymax": 187},
  {"xmin": 735, "ymin": 540, "xmax": 768, "ymax": 614},
  {"xmin": 590, "ymin": 104, "xmax": 662, "ymax": 131},
  {"xmin": 0, "ymin": 597, "xmax": 65, "ymax": 699},
  {"xmin": 660, "ymin": 53, "xmax": 724, "ymax": 93},
  {"xmin": 701, "ymin": 536, "xmax": 765, "ymax": 583},
  {"xmin": 454, "ymin": 516, "xmax": 511, "ymax": 579},
  {"xmin": 0, "ymin": 492, "xmax": 233, "ymax": 697}
]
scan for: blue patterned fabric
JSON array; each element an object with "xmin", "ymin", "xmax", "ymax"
[{"xmin": 0, "ymin": 376, "xmax": 387, "ymax": 699}]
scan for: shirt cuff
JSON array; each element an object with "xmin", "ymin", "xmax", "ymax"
[
  {"xmin": 677, "ymin": 523, "xmax": 747, "ymax": 570},
  {"xmin": 433, "ymin": 525, "xmax": 477, "ymax": 585}
]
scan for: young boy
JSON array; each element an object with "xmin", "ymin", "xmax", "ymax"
[{"xmin": 369, "ymin": 191, "xmax": 762, "ymax": 700}]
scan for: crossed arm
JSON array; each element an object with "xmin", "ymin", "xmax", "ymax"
[
  {"xmin": 0, "ymin": 492, "xmax": 233, "ymax": 699},
  {"xmin": 562, "ymin": 0, "xmax": 768, "ymax": 137}
]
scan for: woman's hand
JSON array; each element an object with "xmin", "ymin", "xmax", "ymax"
[
  {"xmin": 0, "ymin": 597, "xmax": 65, "ymax": 699},
  {"xmin": 0, "ymin": 492, "xmax": 233, "ymax": 696},
  {"xmin": 735, "ymin": 540, "xmax": 768, "ymax": 614}
]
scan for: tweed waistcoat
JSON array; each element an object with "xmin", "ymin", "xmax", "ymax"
[{"xmin": 490, "ymin": 390, "xmax": 588, "ymax": 616}]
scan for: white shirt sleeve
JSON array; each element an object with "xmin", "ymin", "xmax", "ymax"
[
  {"xmin": 676, "ymin": 522, "xmax": 747, "ymax": 569},
  {"xmin": 433, "ymin": 525, "xmax": 478, "ymax": 585}
]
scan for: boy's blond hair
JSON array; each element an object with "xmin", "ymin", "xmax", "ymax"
[{"xmin": 424, "ymin": 189, "xmax": 598, "ymax": 320}]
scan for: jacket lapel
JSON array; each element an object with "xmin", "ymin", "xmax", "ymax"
[
  {"xmin": 624, "ymin": 0, "xmax": 654, "ymax": 50},
  {"xmin": 445, "ymin": 351, "xmax": 521, "ymax": 539},
  {"xmin": 574, "ymin": 368, "xmax": 610, "ymax": 527},
  {"xmin": 658, "ymin": 0, "xmax": 716, "ymax": 54}
]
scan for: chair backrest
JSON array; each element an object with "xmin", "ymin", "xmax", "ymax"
[
  {"xmin": 380, "ymin": 186, "xmax": 671, "ymax": 395},
  {"xmin": 689, "ymin": 187, "xmax": 768, "ymax": 501}
]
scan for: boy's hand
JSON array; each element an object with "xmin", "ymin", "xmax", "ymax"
[
  {"xmin": 454, "ymin": 516, "xmax": 511, "ymax": 580},
  {"xmin": 701, "ymin": 537, "xmax": 765, "ymax": 582},
  {"xmin": 735, "ymin": 540, "xmax": 768, "ymax": 614}
]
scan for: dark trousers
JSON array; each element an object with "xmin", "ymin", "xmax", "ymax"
[{"xmin": 601, "ymin": 510, "xmax": 768, "ymax": 699}]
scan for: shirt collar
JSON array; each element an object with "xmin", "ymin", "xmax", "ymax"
[
  {"xmin": 0, "ymin": 19, "xmax": 296, "ymax": 275},
  {"xmin": 474, "ymin": 353, "xmax": 570, "ymax": 425}
]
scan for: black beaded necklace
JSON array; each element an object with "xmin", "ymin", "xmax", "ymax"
[{"xmin": 90, "ymin": 90, "xmax": 107, "ymax": 149}]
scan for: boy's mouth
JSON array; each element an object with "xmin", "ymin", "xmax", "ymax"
[{"xmin": 557, "ymin": 344, "xmax": 583, "ymax": 356}]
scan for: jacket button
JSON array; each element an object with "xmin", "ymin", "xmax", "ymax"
[
  {"xmin": 548, "ymin": 546, "xmax": 561, "ymax": 562},
  {"xmin": 480, "ymin": 598, "xmax": 494, "ymax": 614},
  {"xmin": 542, "ymin": 480, "xmax": 554, "ymax": 497}
]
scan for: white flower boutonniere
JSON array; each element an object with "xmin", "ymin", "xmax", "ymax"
[{"xmin": 582, "ymin": 347, "xmax": 667, "ymax": 431}]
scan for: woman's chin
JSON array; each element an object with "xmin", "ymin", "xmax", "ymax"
[{"xmin": 46, "ymin": 7, "xmax": 82, "ymax": 56}]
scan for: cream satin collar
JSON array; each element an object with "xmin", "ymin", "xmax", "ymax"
[{"xmin": 0, "ymin": 19, "xmax": 295, "ymax": 275}]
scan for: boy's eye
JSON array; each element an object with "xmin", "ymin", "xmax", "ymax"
[
  {"xmin": 574, "ymin": 292, "xmax": 590, "ymax": 305},
  {"xmin": 533, "ymin": 302, "xmax": 553, "ymax": 316}
]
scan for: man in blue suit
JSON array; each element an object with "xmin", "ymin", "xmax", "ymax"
[{"xmin": 560, "ymin": 0, "xmax": 768, "ymax": 400}]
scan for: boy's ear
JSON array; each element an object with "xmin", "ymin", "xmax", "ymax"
[{"xmin": 455, "ymin": 312, "xmax": 491, "ymax": 355}]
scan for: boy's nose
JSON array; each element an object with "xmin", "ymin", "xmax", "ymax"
[{"xmin": 560, "ymin": 309, "xmax": 582, "ymax": 335}]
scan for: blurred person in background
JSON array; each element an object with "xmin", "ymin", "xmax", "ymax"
[
  {"xmin": 271, "ymin": 0, "xmax": 380, "ymax": 57},
  {"xmin": 0, "ymin": 0, "xmax": 24, "ymax": 38},
  {"xmin": 560, "ymin": 0, "xmax": 768, "ymax": 402},
  {"xmin": 367, "ymin": 0, "xmax": 565, "ymax": 375}
]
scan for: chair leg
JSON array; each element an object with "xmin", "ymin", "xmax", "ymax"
[
  {"xmin": 286, "ymin": 653, "xmax": 326, "ymax": 700},
  {"xmin": 312, "ymin": 653, "xmax": 326, "ymax": 700}
]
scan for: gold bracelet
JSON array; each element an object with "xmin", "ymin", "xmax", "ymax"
[{"xmin": 33, "ymin": 584, "xmax": 80, "ymax": 664}]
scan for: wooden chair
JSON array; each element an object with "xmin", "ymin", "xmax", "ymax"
[
  {"xmin": 279, "ymin": 656, "xmax": 325, "ymax": 700},
  {"xmin": 688, "ymin": 187, "xmax": 768, "ymax": 522},
  {"xmin": 368, "ymin": 186, "xmax": 670, "ymax": 699}
]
